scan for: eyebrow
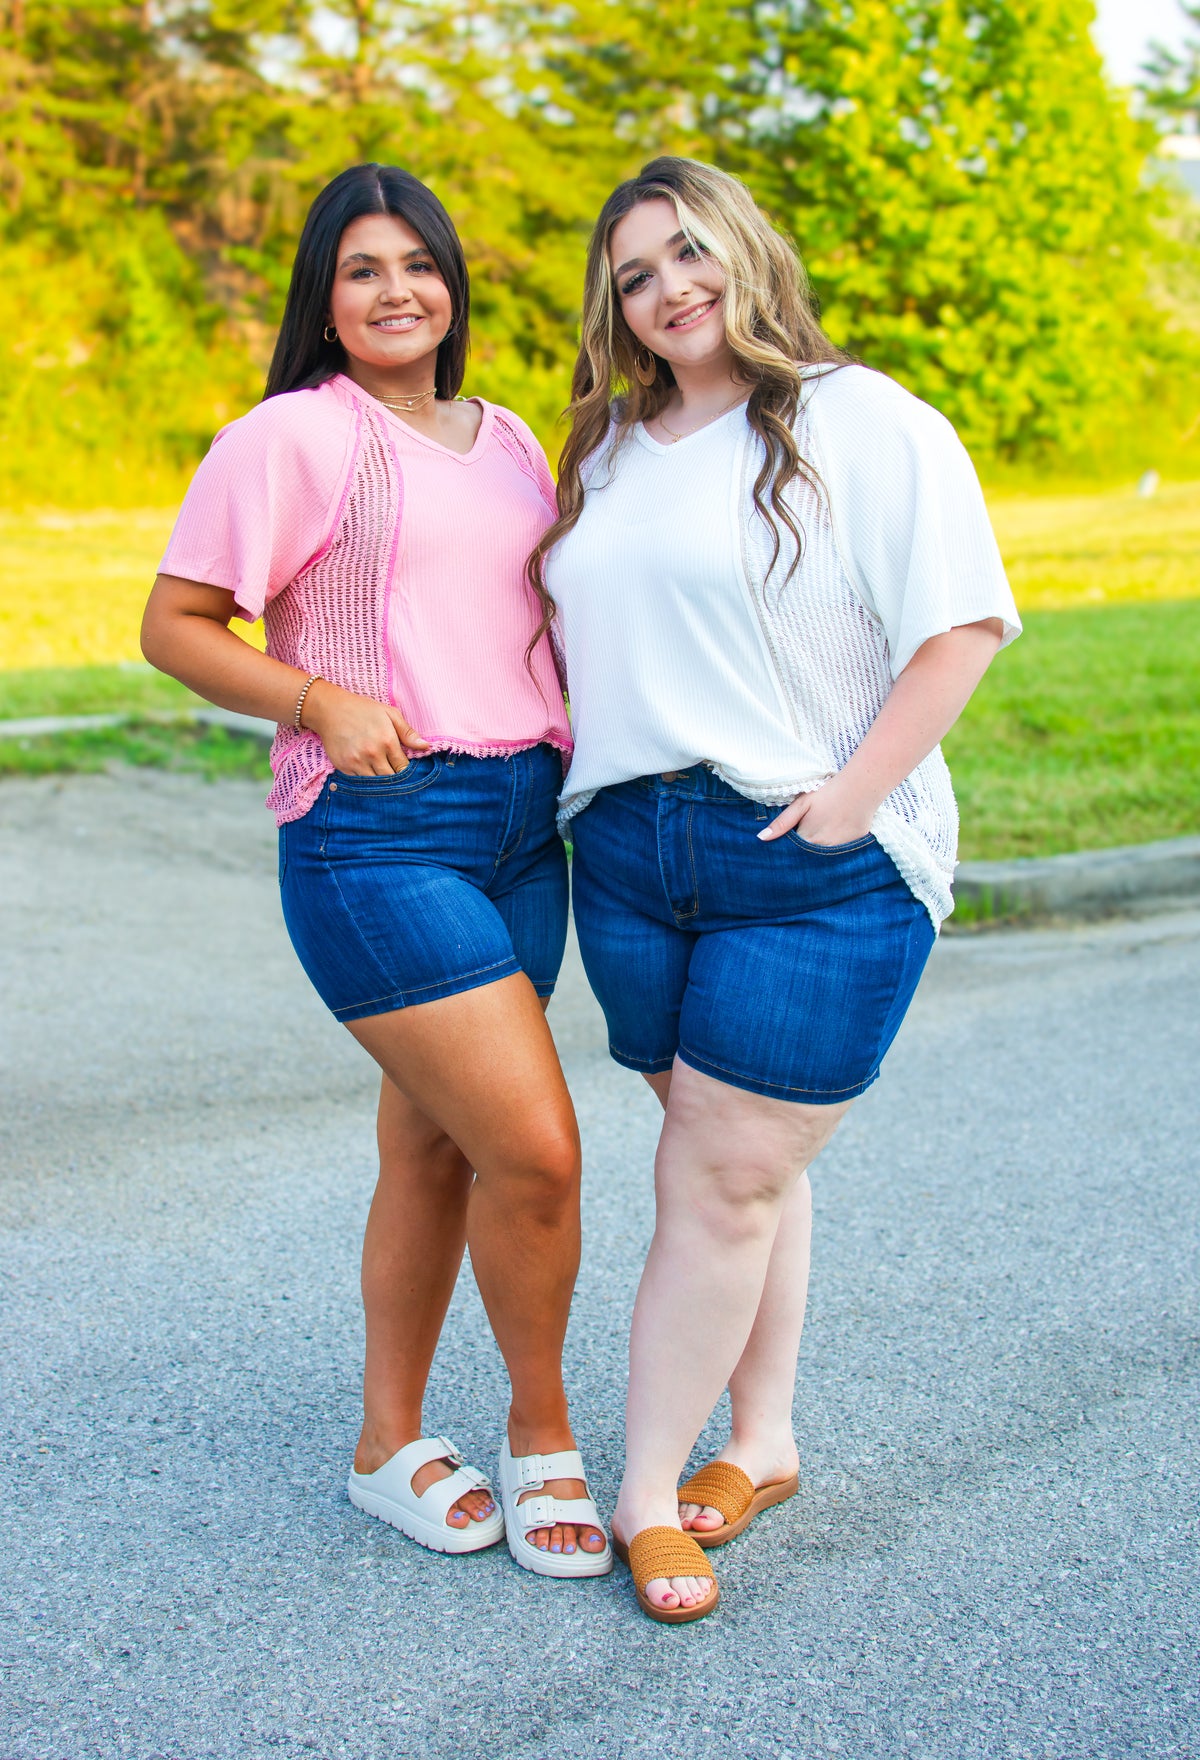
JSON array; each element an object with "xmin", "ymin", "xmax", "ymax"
[
  {"xmin": 614, "ymin": 230, "xmax": 685, "ymax": 279},
  {"xmin": 338, "ymin": 247, "xmax": 430, "ymax": 269}
]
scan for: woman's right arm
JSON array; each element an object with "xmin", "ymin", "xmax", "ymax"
[{"xmin": 141, "ymin": 575, "xmax": 429, "ymax": 775}]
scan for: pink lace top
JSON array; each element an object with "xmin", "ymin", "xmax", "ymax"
[{"xmin": 160, "ymin": 375, "xmax": 571, "ymax": 824}]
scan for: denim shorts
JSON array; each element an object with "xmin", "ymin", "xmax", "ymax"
[
  {"xmin": 279, "ymin": 745, "xmax": 568, "ymax": 1022},
  {"xmin": 569, "ymin": 767, "xmax": 935, "ymax": 1104}
]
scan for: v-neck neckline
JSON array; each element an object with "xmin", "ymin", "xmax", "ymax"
[{"xmin": 336, "ymin": 376, "xmax": 492, "ymax": 463}]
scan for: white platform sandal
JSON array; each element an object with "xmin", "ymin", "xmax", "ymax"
[
  {"xmin": 497, "ymin": 1438, "xmax": 614, "ymax": 1578},
  {"xmin": 347, "ymin": 1435, "xmax": 505, "ymax": 1555}
]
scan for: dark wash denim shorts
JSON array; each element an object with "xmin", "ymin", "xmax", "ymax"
[
  {"xmin": 279, "ymin": 744, "xmax": 568, "ymax": 1023},
  {"xmin": 569, "ymin": 766, "xmax": 935, "ymax": 1104}
]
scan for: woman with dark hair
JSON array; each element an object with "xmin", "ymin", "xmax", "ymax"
[
  {"xmin": 533, "ymin": 157, "xmax": 1020, "ymax": 1621},
  {"xmin": 142, "ymin": 164, "xmax": 611, "ymax": 1577}
]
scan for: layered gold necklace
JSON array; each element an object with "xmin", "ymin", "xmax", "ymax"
[{"xmin": 373, "ymin": 387, "xmax": 437, "ymax": 414}]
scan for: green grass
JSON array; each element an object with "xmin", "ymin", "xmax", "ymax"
[
  {"xmin": 0, "ymin": 661, "xmax": 202, "ymax": 719},
  {"xmin": 986, "ymin": 478, "xmax": 1200, "ymax": 610},
  {"xmin": 1, "ymin": 485, "xmax": 1198, "ymax": 858},
  {"xmin": 0, "ymin": 506, "xmax": 264, "ymax": 671},
  {"xmin": 0, "ymin": 718, "xmax": 271, "ymax": 782},
  {"xmin": 946, "ymin": 599, "xmax": 1200, "ymax": 860}
]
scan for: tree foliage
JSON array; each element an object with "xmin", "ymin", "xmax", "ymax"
[
  {"xmin": 1140, "ymin": 0, "xmax": 1200, "ymax": 130},
  {"xmin": 0, "ymin": 0, "xmax": 1193, "ymax": 501}
]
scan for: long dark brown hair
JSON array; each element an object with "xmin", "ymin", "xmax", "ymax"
[
  {"xmin": 265, "ymin": 163, "xmax": 470, "ymax": 402},
  {"xmin": 527, "ymin": 156, "xmax": 849, "ymax": 634}
]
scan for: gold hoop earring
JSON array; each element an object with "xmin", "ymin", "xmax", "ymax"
[
  {"xmin": 633, "ymin": 347, "xmax": 657, "ymax": 389},
  {"xmin": 323, "ymin": 323, "xmax": 338, "ymax": 343}
]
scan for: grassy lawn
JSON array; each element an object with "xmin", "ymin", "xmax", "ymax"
[
  {"xmin": 0, "ymin": 481, "xmax": 1196, "ymax": 855},
  {"xmin": 0, "ymin": 718, "xmax": 271, "ymax": 782},
  {"xmin": 946, "ymin": 599, "xmax": 1200, "ymax": 859},
  {"xmin": 0, "ymin": 661, "xmax": 202, "ymax": 719},
  {"xmin": 0, "ymin": 507, "xmax": 264, "ymax": 671},
  {"xmin": 986, "ymin": 478, "xmax": 1200, "ymax": 610}
]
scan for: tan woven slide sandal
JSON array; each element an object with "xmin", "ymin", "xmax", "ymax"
[
  {"xmin": 612, "ymin": 1526, "xmax": 720, "ymax": 1624},
  {"xmin": 677, "ymin": 1460, "xmax": 800, "ymax": 1548}
]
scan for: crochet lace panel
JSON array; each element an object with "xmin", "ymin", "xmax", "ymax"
[
  {"xmin": 264, "ymin": 408, "xmax": 399, "ymax": 823},
  {"xmin": 740, "ymin": 410, "xmax": 959, "ymax": 926}
]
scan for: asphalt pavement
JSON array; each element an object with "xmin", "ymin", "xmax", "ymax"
[{"xmin": 1, "ymin": 770, "xmax": 1197, "ymax": 1760}]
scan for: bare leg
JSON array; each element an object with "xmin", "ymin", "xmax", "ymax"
[
  {"xmin": 680, "ymin": 1172, "xmax": 810, "ymax": 1532},
  {"xmin": 612, "ymin": 1060, "xmax": 847, "ymax": 1611},
  {"xmin": 354, "ymin": 1075, "xmax": 493, "ymax": 1529},
  {"xmin": 348, "ymin": 974, "xmax": 603, "ymax": 1554},
  {"xmin": 645, "ymin": 1070, "xmax": 813, "ymax": 1536}
]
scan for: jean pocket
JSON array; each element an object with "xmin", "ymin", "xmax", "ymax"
[
  {"xmin": 330, "ymin": 755, "xmax": 442, "ymax": 795},
  {"xmin": 785, "ymin": 830, "xmax": 878, "ymax": 856}
]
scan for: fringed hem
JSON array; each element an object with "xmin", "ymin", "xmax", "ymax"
[{"xmin": 427, "ymin": 735, "xmax": 573, "ymax": 761}]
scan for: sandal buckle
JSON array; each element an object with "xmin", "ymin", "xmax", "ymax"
[
  {"xmin": 518, "ymin": 1494, "xmax": 557, "ymax": 1530},
  {"xmin": 435, "ymin": 1435, "xmax": 464, "ymax": 1466},
  {"xmin": 515, "ymin": 1454, "xmax": 545, "ymax": 1489}
]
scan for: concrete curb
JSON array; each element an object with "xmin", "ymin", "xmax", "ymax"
[
  {"xmin": 951, "ymin": 836, "xmax": 1200, "ymax": 929},
  {"xmin": 1, "ymin": 713, "xmax": 1196, "ymax": 927}
]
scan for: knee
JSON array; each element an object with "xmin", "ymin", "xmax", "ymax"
[
  {"xmin": 492, "ymin": 1123, "xmax": 581, "ymax": 1217},
  {"xmin": 687, "ymin": 1158, "xmax": 791, "ymax": 1240}
]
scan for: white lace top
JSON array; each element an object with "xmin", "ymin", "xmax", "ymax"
[{"xmin": 546, "ymin": 364, "xmax": 1021, "ymax": 928}]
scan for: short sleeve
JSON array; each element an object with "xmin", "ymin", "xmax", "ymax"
[
  {"xmin": 492, "ymin": 405, "xmax": 558, "ymax": 514},
  {"xmin": 158, "ymin": 389, "xmax": 356, "ymax": 622},
  {"xmin": 806, "ymin": 367, "xmax": 1021, "ymax": 679}
]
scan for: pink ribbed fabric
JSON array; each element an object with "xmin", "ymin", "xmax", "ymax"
[{"xmin": 160, "ymin": 375, "xmax": 570, "ymax": 824}]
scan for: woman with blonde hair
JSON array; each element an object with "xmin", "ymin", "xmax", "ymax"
[{"xmin": 532, "ymin": 156, "xmax": 1020, "ymax": 1621}]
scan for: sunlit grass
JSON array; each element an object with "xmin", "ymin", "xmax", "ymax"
[
  {"xmin": 987, "ymin": 478, "xmax": 1200, "ymax": 610},
  {"xmin": 1, "ymin": 482, "xmax": 1195, "ymax": 671},
  {"xmin": 0, "ymin": 507, "xmax": 264, "ymax": 670},
  {"xmin": 1, "ymin": 483, "xmax": 1197, "ymax": 860}
]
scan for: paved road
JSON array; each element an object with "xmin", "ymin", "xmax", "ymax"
[{"xmin": 2, "ymin": 772, "xmax": 1197, "ymax": 1760}]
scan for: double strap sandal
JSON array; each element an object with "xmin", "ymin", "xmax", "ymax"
[
  {"xmin": 347, "ymin": 1435, "xmax": 505, "ymax": 1555},
  {"xmin": 497, "ymin": 1439, "xmax": 613, "ymax": 1578},
  {"xmin": 677, "ymin": 1459, "xmax": 800, "ymax": 1548}
]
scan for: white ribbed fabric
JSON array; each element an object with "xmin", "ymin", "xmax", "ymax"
[{"xmin": 547, "ymin": 365, "xmax": 1021, "ymax": 928}]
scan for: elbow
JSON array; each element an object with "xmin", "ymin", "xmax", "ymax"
[
  {"xmin": 139, "ymin": 607, "xmax": 166, "ymax": 672},
  {"xmin": 140, "ymin": 596, "xmax": 184, "ymax": 680}
]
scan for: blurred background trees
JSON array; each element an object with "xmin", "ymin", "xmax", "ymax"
[{"xmin": 1, "ymin": 0, "xmax": 1197, "ymax": 500}]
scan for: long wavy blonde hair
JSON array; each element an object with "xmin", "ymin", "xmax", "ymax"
[{"xmin": 527, "ymin": 156, "xmax": 849, "ymax": 630}]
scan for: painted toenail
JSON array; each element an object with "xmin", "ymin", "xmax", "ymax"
[
  {"xmin": 551, "ymin": 1543, "xmax": 561, "ymax": 1552},
  {"xmin": 565, "ymin": 1543, "xmax": 575, "ymax": 1553}
]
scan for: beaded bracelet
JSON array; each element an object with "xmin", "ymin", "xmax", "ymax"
[{"xmin": 293, "ymin": 673, "xmax": 320, "ymax": 731}]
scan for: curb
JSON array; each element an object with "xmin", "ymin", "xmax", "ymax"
[
  {"xmin": 951, "ymin": 837, "xmax": 1200, "ymax": 929},
  {"xmin": 1, "ymin": 714, "xmax": 1196, "ymax": 928}
]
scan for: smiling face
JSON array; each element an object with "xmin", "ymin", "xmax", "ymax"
[
  {"xmin": 609, "ymin": 197, "xmax": 732, "ymax": 376},
  {"xmin": 326, "ymin": 211, "xmax": 453, "ymax": 381}
]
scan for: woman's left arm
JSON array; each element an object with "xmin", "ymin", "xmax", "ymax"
[{"xmin": 758, "ymin": 618, "xmax": 1005, "ymax": 844}]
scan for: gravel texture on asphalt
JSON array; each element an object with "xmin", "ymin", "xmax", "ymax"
[{"xmin": 2, "ymin": 771, "xmax": 1197, "ymax": 1760}]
